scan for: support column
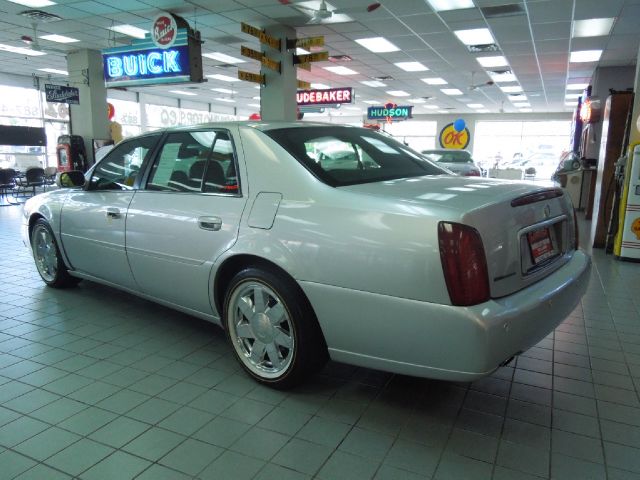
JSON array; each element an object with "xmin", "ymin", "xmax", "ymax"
[
  {"xmin": 67, "ymin": 49, "xmax": 110, "ymax": 165},
  {"xmin": 260, "ymin": 25, "xmax": 297, "ymax": 122}
]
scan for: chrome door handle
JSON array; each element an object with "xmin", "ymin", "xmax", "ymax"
[
  {"xmin": 106, "ymin": 207, "xmax": 121, "ymax": 219},
  {"xmin": 198, "ymin": 216, "xmax": 222, "ymax": 231}
]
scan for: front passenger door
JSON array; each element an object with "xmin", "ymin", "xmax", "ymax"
[{"xmin": 60, "ymin": 134, "xmax": 160, "ymax": 289}]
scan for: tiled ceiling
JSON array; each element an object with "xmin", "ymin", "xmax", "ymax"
[{"xmin": 0, "ymin": 0, "xmax": 638, "ymax": 116}]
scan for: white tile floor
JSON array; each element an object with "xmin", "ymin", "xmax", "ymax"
[{"xmin": 1, "ymin": 204, "xmax": 640, "ymax": 479}]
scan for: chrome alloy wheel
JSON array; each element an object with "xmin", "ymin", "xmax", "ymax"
[
  {"xmin": 32, "ymin": 225, "xmax": 58, "ymax": 283},
  {"xmin": 227, "ymin": 280, "xmax": 295, "ymax": 379}
]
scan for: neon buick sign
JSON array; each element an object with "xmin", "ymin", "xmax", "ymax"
[{"xmin": 102, "ymin": 29, "xmax": 191, "ymax": 87}]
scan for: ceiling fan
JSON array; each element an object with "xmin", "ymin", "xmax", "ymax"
[
  {"xmin": 279, "ymin": 0, "xmax": 382, "ymax": 24},
  {"xmin": 468, "ymin": 71, "xmax": 495, "ymax": 91},
  {"xmin": 20, "ymin": 22, "xmax": 67, "ymax": 54}
]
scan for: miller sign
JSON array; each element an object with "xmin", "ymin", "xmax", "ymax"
[{"xmin": 296, "ymin": 88, "xmax": 353, "ymax": 107}]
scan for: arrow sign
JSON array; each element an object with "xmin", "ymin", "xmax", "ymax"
[
  {"xmin": 286, "ymin": 36, "xmax": 324, "ymax": 50},
  {"xmin": 238, "ymin": 70, "xmax": 265, "ymax": 85},
  {"xmin": 241, "ymin": 22, "xmax": 280, "ymax": 50},
  {"xmin": 293, "ymin": 51, "xmax": 329, "ymax": 65},
  {"xmin": 240, "ymin": 46, "xmax": 280, "ymax": 73}
]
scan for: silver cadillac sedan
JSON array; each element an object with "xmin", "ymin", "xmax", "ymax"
[{"xmin": 22, "ymin": 122, "xmax": 591, "ymax": 389}]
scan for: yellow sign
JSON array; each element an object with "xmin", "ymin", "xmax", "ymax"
[
  {"xmin": 287, "ymin": 36, "xmax": 324, "ymax": 50},
  {"xmin": 294, "ymin": 52, "xmax": 329, "ymax": 64},
  {"xmin": 261, "ymin": 56, "xmax": 280, "ymax": 73},
  {"xmin": 238, "ymin": 70, "xmax": 265, "ymax": 85},
  {"xmin": 297, "ymin": 80, "xmax": 311, "ymax": 89},
  {"xmin": 241, "ymin": 46, "xmax": 280, "ymax": 73},
  {"xmin": 438, "ymin": 122, "xmax": 470, "ymax": 149},
  {"xmin": 241, "ymin": 22, "xmax": 280, "ymax": 50},
  {"xmin": 240, "ymin": 45, "xmax": 262, "ymax": 61},
  {"xmin": 632, "ymin": 217, "xmax": 640, "ymax": 240}
]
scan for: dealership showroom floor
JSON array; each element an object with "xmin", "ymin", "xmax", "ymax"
[{"xmin": 0, "ymin": 205, "xmax": 638, "ymax": 480}]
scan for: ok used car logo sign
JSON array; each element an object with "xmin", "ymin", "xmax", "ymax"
[{"xmin": 439, "ymin": 119, "xmax": 470, "ymax": 149}]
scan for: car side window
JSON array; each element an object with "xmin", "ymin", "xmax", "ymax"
[
  {"xmin": 89, "ymin": 136, "xmax": 157, "ymax": 191},
  {"xmin": 146, "ymin": 130, "xmax": 239, "ymax": 194}
]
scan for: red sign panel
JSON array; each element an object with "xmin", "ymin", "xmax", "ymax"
[
  {"xmin": 152, "ymin": 13, "xmax": 178, "ymax": 49},
  {"xmin": 296, "ymin": 88, "xmax": 353, "ymax": 106}
]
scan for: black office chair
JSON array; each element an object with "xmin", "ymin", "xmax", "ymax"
[
  {"xmin": 16, "ymin": 167, "xmax": 46, "ymax": 198},
  {"xmin": 0, "ymin": 169, "xmax": 18, "ymax": 206}
]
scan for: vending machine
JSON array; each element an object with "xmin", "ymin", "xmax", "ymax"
[
  {"xmin": 56, "ymin": 135, "xmax": 88, "ymax": 172},
  {"xmin": 614, "ymin": 144, "xmax": 640, "ymax": 260}
]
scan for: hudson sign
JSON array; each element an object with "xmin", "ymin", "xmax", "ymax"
[{"xmin": 296, "ymin": 88, "xmax": 353, "ymax": 107}]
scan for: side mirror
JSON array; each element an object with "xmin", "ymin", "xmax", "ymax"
[{"xmin": 56, "ymin": 170, "xmax": 85, "ymax": 188}]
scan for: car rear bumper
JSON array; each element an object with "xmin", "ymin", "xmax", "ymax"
[{"xmin": 301, "ymin": 249, "xmax": 591, "ymax": 381}]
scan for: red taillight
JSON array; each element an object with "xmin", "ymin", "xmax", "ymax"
[
  {"xmin": 573, "ymin": 209, "xmax": 579, "ymax": 249},
  {"xmin": 438, "ymin": 222, "xmax": 490, "ymax": 306}
]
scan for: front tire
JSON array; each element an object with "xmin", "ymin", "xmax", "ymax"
[
  {"xmin": 223, "ymin": 267, "xmax": 327, "ymax": 389},
  {"xmin": 31, "ymin": 219, "xmax": 80, "ymax": 288}
]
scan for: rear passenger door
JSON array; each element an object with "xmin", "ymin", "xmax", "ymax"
[{"xmin": 125, "ymin": 128, "xmax": 247, "ymax": 316}]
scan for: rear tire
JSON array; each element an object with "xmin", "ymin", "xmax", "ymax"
[
  {"xmin": 223, "ymin": 266, "xmax": 327, "ymax": 389},
  {"xmin": 31, "ymin": 219, "xmax": 80, "ymax": 288}
]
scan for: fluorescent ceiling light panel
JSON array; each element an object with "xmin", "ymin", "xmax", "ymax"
[
  {"xmin": 252, "ymin": 96, "xmax": 261, "ymax": 100},
  {"xmin": 426, "ymin": 0, "xmax": 474, "ymax": 12},
  {"xmin": 323, "ymin": 66, "xmax": 358, "ymax": 75},
  {"xmin": 7, "ymin": 0, "xmax": 55, "ymax": 6},
  {"xmin": 40, "ymin": 34, "xmax": 78, "ymax": 43},
  {"xmin": 441, "ymin": 88, "xmax": 463, "ymax": 95},
  {"xmin": 202, "ymin": 52, "xmax": 245, "ymax": 63},
  {"xmin": 438, "ymin": 110, "xmax": 450, "ymax": 113},
  {"xmin": 476, "ymin": 109, "xmax": 490, "ymax": 113},
  {"xmin": 355, "ymin": 37, "xmax": 399, "ymax": 53},
  {"xmin": 211, "ymin": 88, "xmax": 234, "ymax": 94},
  {"xmin": 395, "ymin": 61, "xmax": 428, "ymax": 72},
  {"xmin": 421, "ymin": 77, "xmax": 447, "ymax": 85},
  {"xmin": 509, "ymin": 94, "xmax": 527, "ymax": 101},
  {"xmin": 311, "ymin": 83, "xmax": 330, "ymax": 89},
  {"xmin": 344, "ymin": 106, "xmax": 361, "ymax": 111},
  {"xmin": 386, "ymin": 90, "xmax": 410, "ymax": 96},
  {"xmin": 572, "ymin": 18, "xmax": 615, "ymax": 38},
  {"xmin": 467, "ymin": 103, "xmax": 484, "ymax": 108},
  {"xmin": 476, "ymin": 56, "xmax": 508, "ymax": 67},
  {"xmin": 216, "ymin": 98, "xmax": 235, "ymax": 103},
  {"xmin": 408, "ymin": 98, "xmax": 426, "ymax": 103},
  {"xmin": 423, "ymin": 105, "xmax": 439, "ymax": 109},
  {"xmin": 565, "ymin": 93, "xmax": 581, "ymax": 99},
  {"xmin": 513, "ymin": 102, "xmax": 530, "ymax": 107},
  {"xmin": 207, "ymin": 74, "xmax": 240, "ymax": 82},
  {"xmin": 170, "ymin": 90, "xmax": 197, "ymax": 96},
  {"xmin": 519, "ymin": 108, "xmax": 532, "ymax": 112},
  {"xmin": 248, "ymin": 103, "xmax": 260, "ymax": 108},
  {"xmin": 488, "ymin": 71, "xmax": 517, "ymax": 82},
  {"xmin": 38, "ymin": 68, "xmax": 68, "ymax": 75},
  {"xmin": 109, "ymin": 24, "xmax": 148, "ymax": 39},
  {"xmin": 500, "ymin": 85, "xmax": 523, "ymax": 93},
  {"xmin": 360, "ymin": 80, "xmax": 386, "ymax": 87},
  {"xmin": 454, "ymin": 28, "xmax": 495, "ymax": 45},
  {"xmin": 0, "ymin": 43, "xmax": 46, "ymax": 56},
  {"xmin": 570, "ymin": 50, "xmax": 602, "ymax": 62},
  {"xmin": 565, "ymin": 101, "xmax": 577, "ymax": 106},
  {"xmin": 566, "ymin": 83, "xmax": 589, "ymax": 90},
  {"xmin": 362, "ymin": 100, "xmax": 379, "ymax": 104}
]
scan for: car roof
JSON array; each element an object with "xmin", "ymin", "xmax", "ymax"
[{"xmin": 161, "ymin": 121, "xmax": 359, "ymax": 134}]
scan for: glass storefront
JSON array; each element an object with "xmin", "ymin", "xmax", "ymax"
[{"xmin": 384, "ymin": 121, "xmax": 437, "ymax": 152}]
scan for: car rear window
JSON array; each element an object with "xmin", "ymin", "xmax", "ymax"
[{"xmin": 265, "ymin": 126, "xmax": 446, "ymax": 186}]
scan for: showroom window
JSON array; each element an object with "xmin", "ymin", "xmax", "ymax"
[
  {"xmin": 473, "ymin": 120, "xmax": 571, "ymax": 170},
  {"xmin": 383, "ymin": 121, "xmax": 437, "ymax": 152},
  {"xmin": 108, "ymin": 98, "xmax": 142, "ymax": 138}
]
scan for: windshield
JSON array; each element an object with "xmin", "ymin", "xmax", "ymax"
[
  {"xmin": 422, "ymin": 150, "xmax": 473, "ymax": 164},
  {"xmin": 265, "ymin": 126, "xmax": 447, "ymax": 186}
]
